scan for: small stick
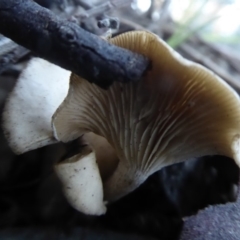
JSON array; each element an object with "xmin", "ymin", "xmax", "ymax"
[{"xmin": 0, "ymin": 0, "xmax": 149, "ymax": 89}]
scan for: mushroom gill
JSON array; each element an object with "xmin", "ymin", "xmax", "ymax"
[{"xmin": 52, "ymin": 31, "xmax": 240, "ymax": 201}]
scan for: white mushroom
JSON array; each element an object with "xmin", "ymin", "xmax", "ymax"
[
  {"xmin": 54, "ymin": 146, "xmax": 106, "ymax": 215},
  {"xmin": 81, "ymin": 132, "xmax": 119, "ymax": 181},
  {"xmin": 52, "ymin": 31, "xmax": 240, "ymax": 202},
  {"xmin": 55, "ymin": 132, "xmax": 118, "ymax": 215},
  {"xmin": 3, "ymin": 58, "xmax": 70, "ymax": 154},
  {"xmin": 2, "ymin": 58, "xmax": 117, "ymax": 215}
]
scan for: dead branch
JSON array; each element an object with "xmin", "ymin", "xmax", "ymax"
[{"xmin": 0, "ymin": 0, "xmax": 149, "ymax": 88}]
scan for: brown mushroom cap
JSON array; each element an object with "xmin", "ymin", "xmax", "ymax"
[{"xmin": 52, "ymin": 31, "xmax": 240, "ymax": 201}]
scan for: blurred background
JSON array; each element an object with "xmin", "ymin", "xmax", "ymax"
[{"xmin": 0, "ymin": 0, "xmax": 240, "ymax": 239}]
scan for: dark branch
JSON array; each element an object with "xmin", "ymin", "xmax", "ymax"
[{"xmin": 0, "ymin": 0, "xmax": 149, "ymax": 88}]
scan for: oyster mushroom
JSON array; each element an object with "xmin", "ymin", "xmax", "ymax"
[
  {"xmin": 2, "ymin": 57, "xmax": 119, "ymax": 215},
  {"xmin": 2, "ymin": 57, "xmax": 117, "ymax": 215},
  {"xmin": 3, "ymin": 30, "xmax": 240, "ymax": 214},
  {"xmin": 54, "ymin": 145, "xmax": 107, "ymax": 215},
  {"xmin": 54, "ymin": 132, "xmax": 118, "ymax": 215},
  {"xmin": 52, "ymin": 31, "xmax": 240, "ymax": 201},
  {"xmin": 3, "ymin": 58, "xmax": 70, "ymax": 154}
]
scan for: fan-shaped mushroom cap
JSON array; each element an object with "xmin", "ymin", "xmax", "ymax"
[
  {"xmin": 3, "ymin": 58, "xmax": 70, "ymax": 154},
  {"xmin": 55, "ymin": 146, "xmax": 106, "ymax": 215},
  {"xmin": 52, "ymin": 31, "xmax": 240, "ymax": 201}
]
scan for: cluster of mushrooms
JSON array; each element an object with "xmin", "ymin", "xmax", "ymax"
[{"xmin": 3, "ymin": 31, "xmax": 240, "ymax": 215}]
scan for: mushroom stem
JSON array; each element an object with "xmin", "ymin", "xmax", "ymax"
[{"xmin": 103, "ymin": 161, "xmax": 148, "ymax": 201}]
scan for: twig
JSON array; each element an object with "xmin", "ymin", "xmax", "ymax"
[
  {"xmin": 0, "ymin": 35, "xmax": 19, "ymax": 56},
  {"xmin": 0, "ymin": 35, "xmax": 30, "ymax": 74},
  {"xmin": 0, "ymin": 0, "xmax": 149, "ymax": 89},
  {"xmin": 78, "ymin": 0, "xmax": 131, "ymax": 19}
]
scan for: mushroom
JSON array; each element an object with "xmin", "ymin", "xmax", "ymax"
[
  {"xmin": 54, "ymin": 132, "xmax": 118, "ymax": 215},
  {"xmin": 54, "ymin": 133, "xmax": 119, "ymax": 215},
  {"xmin": 3, "ymin": 30, "xmax": 240, "ymax": 214},
  {"xmin": 2, "ymin": 57, "xmax": 119, "ymax": 215},
  {"xmin": 2, "ymin": 57, "xmax": 70, "ymax": 154},
  {"xmin": 2, "ymin": 57, "xmax": 117, "ymax": 215},
  {"xmin": 54, "ymin": 145, "xmax": 107, "ymax": 215},
  {"xmin": 52, "ymin": 31, "xmax": 240, "ymax": 201}
]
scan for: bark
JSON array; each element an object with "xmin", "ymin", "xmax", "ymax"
[{"xmin": 0, "ymin": 0, "xmax": 150, "ymax": 88}]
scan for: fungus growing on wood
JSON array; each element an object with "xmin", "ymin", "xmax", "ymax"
[
  {"xmin": 3, "ymin": 31, "xmax": 240, "ymax": 214},
  {"xmin": 52, "ymin": 31, "xmax": 240, "ymax": 201},
  {"xmin": 2, "ymin": 57, "xmax": 118, "ymax": 215}
]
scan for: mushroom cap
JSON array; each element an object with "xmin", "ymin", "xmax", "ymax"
[
  {"xmin": 54, "ymin": 146, "xmax": 106, "ymax": 215},
  {"xmin": 53, "ymin": 31, "xmax": 240, "ymax": 200},
  {"xmin": 3, "ymin": 58, "xmax": 70, "ymax": 154}
]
